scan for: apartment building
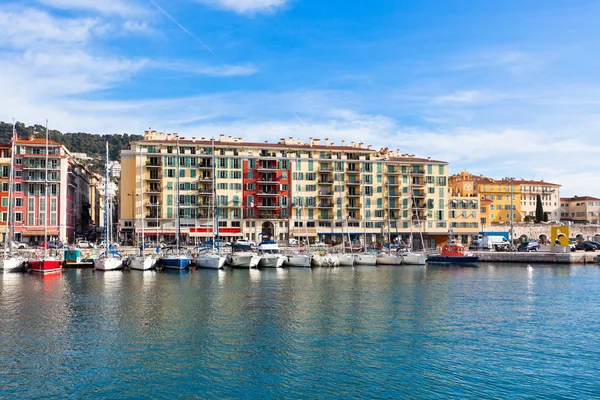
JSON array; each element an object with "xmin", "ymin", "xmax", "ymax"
[
  {"xmin": 0, "ymin": 136, "xmax": 93, "ymax": 244},
  {"xmin": 560, "ymin": 196, "xmax": 600, "ymax": 224},
  {"xmin": 517, "ymin": 179, "xmax": 561, "ymax": 221},
  {"xmin": 119, "ymin": 131, "xmax": 454, "ymax": 247}
]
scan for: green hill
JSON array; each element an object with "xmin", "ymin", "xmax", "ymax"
[{"xmin": 0, "ymin": 121, "xmax": 143, "ymax": 162}]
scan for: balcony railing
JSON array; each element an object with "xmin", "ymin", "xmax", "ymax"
[
  {"xmin": 318, "ymin": 203, "xmax": 334, "ymax": 208},
  {"xmin": 257, "ymin": 191, "xmax": 278, "ymax": 196},
  {"xmin": 318, "ymin": 191, "xmax": 333, "ymax": 196}
]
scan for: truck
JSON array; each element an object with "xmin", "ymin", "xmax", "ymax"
[{"xmin": 477, "ymin": 233, "xmax": 511, "ymax": 251}]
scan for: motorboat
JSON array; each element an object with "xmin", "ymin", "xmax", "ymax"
[{"xmin": 256, "ymin": 239, "xmax": 286, "ymax": 268}]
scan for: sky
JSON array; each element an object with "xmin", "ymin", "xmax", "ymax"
[{"xmin": 1, "ymin": 0, "xmax": 599, "ymax": 197}]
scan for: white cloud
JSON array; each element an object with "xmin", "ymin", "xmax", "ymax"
[
  {"xmin": 157, "ymin": 62, "xmax": 257, "ymax": 77},
  {"xmin": 434, "ymin": 91, "xmax": 481, "ymax": 104},
  {"xmin": 195, "ymin": 0, "xmax": 288, "ymax": 14},
  {"xmin": 36, "ymin": 0, "xmax": 147, "ymax": 17}
]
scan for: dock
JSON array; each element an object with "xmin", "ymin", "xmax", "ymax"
[{"xmin": 474, "ymin": 249, "xmax": 599, "ymax": 264}]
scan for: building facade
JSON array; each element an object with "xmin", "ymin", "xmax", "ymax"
[
  {"xmin": 0, "ymin": 136, "xmax": 93, "ymax": 244},
  {"xmin": 560, "ymin": 196, "xmax": 600, "ymax": 224},
  {"xmin": 120, "ymin": 131, "xmax": 458, "ymax": 248}
]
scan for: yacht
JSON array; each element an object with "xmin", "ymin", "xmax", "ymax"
[{"xmin": 256, "ymin": 238, "xmax": 286, "ymax": 268}]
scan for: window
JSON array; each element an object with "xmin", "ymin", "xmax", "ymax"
[
  {"xmin": 38, "ymin": 200, "xmax": 46, "ymax": 227},
  {"xmin": 231, "ymin": 171, "xmax": 241, "ymax": 179},
  {"xmin": 50, "ymin": 198, "xmax": 57, "ymax": 226},
  {"xmin": 247, "ymin": 195, "xmax": 254, "ymax": 207},
  {"xmin": 218, "ymin": 183, "xmax": 228, "ymax": 190},
  {"xmin": 15, "ymin": 212, "xmax": 22, "ymax": 222},
  {"xmin": 219, "ymin": 171, "xmax": 228, "ymax": 179},
  {"xmin": 15, "ymin": 198, "xmax": 23, "ymax": 207}
]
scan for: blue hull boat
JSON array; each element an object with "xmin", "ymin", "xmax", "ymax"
[
  {"xmin": 160, "ymin": 257, "xmax": 191, "ymax": 270},
  {"xmin": 427, "ymin": 255, "xmax": 479, "ymax": 264}
]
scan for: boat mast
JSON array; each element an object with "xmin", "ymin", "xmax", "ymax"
[
  {"xmin": 139, "ymin": 145, "xmax": 145, "ymax": 254},
  {"xmin": 386, "ymin": 168, "xmax": 392, "ymax": 251},
  {"xmin": 104, "ymin": 141, "xmax": 109, "ymax": 254},
  {"xmin": 211, "ymin": 137, "xmax": 216, "ymax": 254},
  {"xmin": 4, "ymin": 120, "xmax": 16, "ymax": 258},
  {"xmin": 44, "ymin": 120, "xmax": 49, "ymax": 260},
  {"xmin": 175, "ymin": 135, "xmax": 181, "ymax": 255}
]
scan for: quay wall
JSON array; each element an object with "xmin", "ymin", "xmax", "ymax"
[
  {"xmin": 474, "ymin": 250, "xmax": 598, "ymax": 264},
  {"xmin": 482, "ymin": 223, "xmax": 600, "ymax": 242}
]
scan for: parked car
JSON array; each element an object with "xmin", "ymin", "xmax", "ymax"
[
  {"xmin": 202, "ymin": 239, "xmax": 231, "ymax": 247},
  {"xmin": 39, "ymin": 241, "xmax": 64, "ymax": 249},
  {"xmin": 0, "ymin": 241, "xmax": 27, "ymax": 249},
  {"xmin": 517, "ymin": 241, "xmax": 540, "ymax": 252},
  {"xmin": 576, "ymin": 242, "xmax": 596, "ymax": 252},
  {"xmin": 76, "ymin": 240, "xmax": 95, "ymax": 249},
  {"xmin": 584, "ymin": 241, "xmax": 600, "ymax": 250},
  {"xmin": 235, "ymin": 239, "xmax": 256, "ymax": 247}
]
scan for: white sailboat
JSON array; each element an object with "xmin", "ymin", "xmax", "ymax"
[
  {"xmin": 160, "ymin": 135, "xmax": 192, "ymax": 270},
  {"xmin": 399, "ymin": 167, "xmax": 426, "ymax": 265},
  {"xmin": 284, "ymin": 201, "xmax": 312, "ymax": 267},
  {"xmin": 193, "ymin": 137, "xmax": 225, "ymax": 269},
  {"xmin": 95, "ymin": 142, "xmax": 123, "ymax": 271},
  {"xmin": 0, "ymin": 120, "xmax": 26, "ymax": 272},
  {"xmin": 129, "ymin": 146, "xmax": 157, "ymax": 270},
  {"xmin": 334, "ymin": 167, "xmax": 354, "ymax": 266},
  {"xmin": 354, "ymin": 174, "xmax": 376, "ymax": 266},
  {"xmin": 377, "ymin": 171, "xmax": 403, "ymax": 266}
]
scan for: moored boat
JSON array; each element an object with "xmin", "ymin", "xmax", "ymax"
[
  {"xmin": 427, "ymin": 231, "xmax": 479, "ymax": 265},
  {"xmin": 256, "ymin": 238, "xmax": 286, "ymax": 268},
  {"xmin": 376, "ymin": 251, "xmax": 404, "ymax": 265},
  {"xmin": 285, "ymin": 252, "xmax": 312, "ymax": 267}
]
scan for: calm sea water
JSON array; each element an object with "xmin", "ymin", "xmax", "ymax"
[{"xmin": 2, "ymin": 264, "xmax": 600, "ymax": 399}]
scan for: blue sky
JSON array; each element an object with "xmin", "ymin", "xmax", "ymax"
[{"xmin": 1, "ymin": 0, "xmax": 599, "ymax": 196}]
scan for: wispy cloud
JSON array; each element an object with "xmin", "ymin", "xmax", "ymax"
[
  {"xmin": 433, "ymin": 91, "xmax": 481, "ymax": 104},
  {"xmin": 36, "ymin": 0, "xmax": 147, "ymax": 17},
  {"xmin": 455, "ymin": 50, "xmax": 543, "ymax": 74},
  {"xmin": 147, "ymin": 0, "xmax": 215, "ymax": 55},
  {"xmin": 194, "ymin": 0, "xmax": 288, "ymax": 15},
  {"xmin": 156, "ymin": 61, "xmax": 257, "ymax": 76}
]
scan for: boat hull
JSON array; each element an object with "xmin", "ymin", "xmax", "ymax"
[
  {"xmin": 354, "ymin": 254, "xmax": 377, "ymax": 266},
  {"xmin": 335, "ymin": 253, "xmax": 355, "ymax": 266},
  {"xmin": 0, "ymin": 257, "xmax": 26, "ymax": 272},
  {"xmin": 28, "ymin": 259, "xmax": 63, "ymax": 274},
  {"xmin": 227, "ymin": 254, "xmax": 261, "ymax": 268},
  {"xmin": 95, "ymin": 257, "xmax": 123, "ymax": 271},
  {"xmin": 427, "ymin": 255, "xmax": 479, "ymax": 264},
  {"xmin": 258, "ymin": 255, "xmax": 284, "ymax": 268},
  {"xmin": 401, "ymin": 252, "xmax": 426, "ymax": 265},
  {"xmin": 376, "ymin": 255, "xmax": 404, "ymax": 265},
  {"xmin": 284, "ymin": 255, "xmax": 312, "ymax": 267},
  {"xmin": 129, "ymin": 256, "xmax": 157, "ymax": 271},
  {"xmin": 160, "ymin": 257, "xmax": 191, "ymax": 270},
  {"xmin": 311, "ymin": 254, "xmax": 339, "ymax": 268},
  {"xmin": 194, "ymin": 254, "xmax": 226, "ymax": 269}
]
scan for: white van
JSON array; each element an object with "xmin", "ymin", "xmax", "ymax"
[{"xmin": 479, "ymin": 236, "xmax": 510, "ymax": 250}]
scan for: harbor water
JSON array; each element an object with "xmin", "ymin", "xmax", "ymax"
[{"xmin": 2, "ymin": 263, "xmax": 600, "ymax": 398}]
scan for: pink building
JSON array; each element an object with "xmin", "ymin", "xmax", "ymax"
[{"xmin": 9, "ymin": 136, "xmax": 92, "ymax": 245}]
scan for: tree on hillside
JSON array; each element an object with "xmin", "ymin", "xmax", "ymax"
[
  {"xmin": 535, "ymin": 194, "xmax": 544, "ymax": 222},
  {"xmin": 0, "ymin": 121, "xmax": 143, "ymax": 161}
]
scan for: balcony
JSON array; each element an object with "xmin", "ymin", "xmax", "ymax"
[
  {"xmin": 387, "ymin": 167, "xmax": 401, "ymax": 175},
  {"xmin": 318, "ymin": 191, "xmax": 333, "ymax": 197},
  {"xmin": 388, "ymin": 191, "xmax": 400, "ymax": 197},
  {"xmin": 319, "ymin": 164, "xmax": 333, "ymax": 172},
  {"xmin": 147, "ymin": 185, "xmax": 162, "ymax": 193},
  {"xmin": 411, "ymin": 168, "xmax": 425, "ymax": 176},
  {"xmin": 197, "ymin": 202, "xmax": 212, "ymax": 208},
  {"xmin": 346, "ymin": 203, "xmax": 361, "ymax": 209},
  {"xmin": 346, "ymin": 180, "xmax": 360, "ymax": 185},
  {"xmin": 318, "ymin": 202, "xmax": 334, "ymax": 208},
  {"xmin": 387, "ymin": 180, "xmax": 400, "ymax": 186},
  {"xmin": 411, "ymin": 179, "xmax": 425, "ymax": 187},
  {"xmin": 146, "ymin": 174, "xmax": 161, "ymax": 181},
  {"xmin": 197, "ymin": 176, "xmax": 213, "ymax": 182},
  {"xmin": 25, "ymin": 176, "xmax": 60, "ymax": 182},
  {"xmin": 318, "ymin": 179, "xmax": 334, "ymax": 185},
  {"xmin": 346, "ymin": 169, "xmax": 360, "ymax": 175},
  {"xmin": 257, "ymin": 203, "xmax": 278, "ymax": 209},
  {"xmin": 346, "ymin": 192, "xmax": 361, "ymax": 197},
  {"xmin": 198, "ymin": 163, "xmax": 213, "ymax": 169},
  {"xmin": 257, "ymin": 178, "xmax": 278, "ymax": 184},
  {"xmin": 257, "ymin": 191, "xmax": 278, "ymax": 196},
  {"xmin": 257, "ymin": 163, "xmax": 278, "ymax": 171},
  {"xmin": 198, "ymin": 186, "xmax": 212, "ymax": 194},
  {"xmin": 23, "ymin": 163, "xmax": 60, "ymax": 170},
  {"xmin": 145, "ymin": 161, "xmax": 161, "ymax": 168}
]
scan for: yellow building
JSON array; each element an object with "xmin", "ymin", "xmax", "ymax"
[
  {"xmin": 120, "ymin": 131, "xmax": 454, "ymax": 248},
  {"xmin": 449, "ymin": 172, "xmax": 521, "ymax": 226}
]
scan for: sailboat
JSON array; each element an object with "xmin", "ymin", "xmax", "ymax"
[
  {"xmin": 95, "ymin": 142, "xmax": 123, "ymax": 271},
  {"xmin": 377, "ymin": 171, "xmax": 403, "ymax": 265},
  {"xmin": 160, "ymin": 135, "xmax": 192, "ymax": 270},
  {"xmin": 399, "ymin": 167, "xmax": 426, "ymax": 265},
  {"xmin": 129, "ymin": 146, "xmax": 157, "ymax": 270},
  {"xmin": 334, "ymin": 166, "xmax": 354, "ymax": 266},
  {"xmin": 353, "ymin": 174, "xmax": 376, "ymax": 266},
  {"xmin": 193, "ymin": 138, "xmax": 225, "ymax": 269},
  {"xmin": 0, "ymin": 120, "xmax": 26, "ymax": 272},
  {"xmin": 284, "ymin": 201, "xmax": 312, "ymax": 267},
  {"xmin": 28, "ymin": 120, "xmax": 63, "ymax": 274}
]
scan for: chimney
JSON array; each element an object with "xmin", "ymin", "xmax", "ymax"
[
  {"xmin": 341, "ymin": 140, "xmax": 345, "ymax": 146},
  {"xmin": 367, "ymin": 145, "xmax": 372, "ymax": 150},
  {"xmin": 325, "ymin": 138, "xmax": 329, "ymax": 146}
]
